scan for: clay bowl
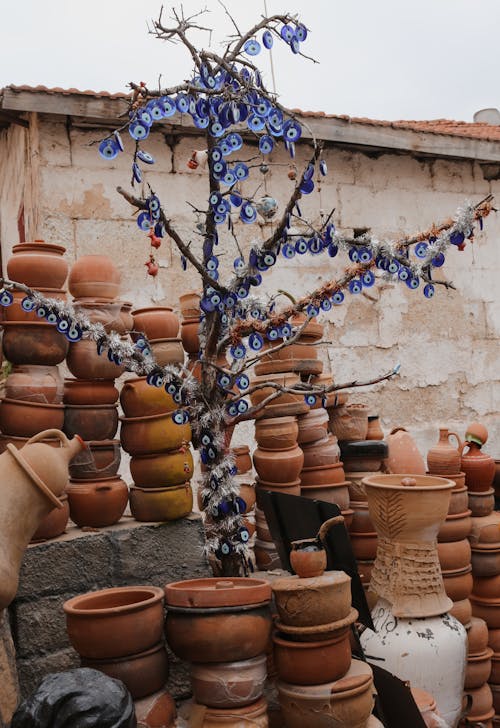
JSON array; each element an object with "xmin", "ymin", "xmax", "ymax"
[
  {"xmin": 350, "ymin": 532, "xmax": 378, "ymax": 561},
  {"xmin": 442, "ymin": 566, "xmax": 473, "ymax": 602},
  {"xmin": 69, "ymin": 439, "xmax": 121, "ymax": 480},
  {"xmin": 255, "ymin": 416, "xmax": 298, "ymax": 450},
  {"xmin": 301, "ymin": 434, "xmax": 340, "ymax": 468},
  {"xmin": 120, "ymin": 376, "xmax": 177, "ymax": 418},
  {"xmin": 2, "ymin": 321, "xmax": 69, "ymax": 366},
  {"xmin": 471, "ymin": 543, "xmax": 500, "ymax": 578},
  {"xmin": 469, "ymin": 488, "xmax": 495, "ymax": 518},
  {"xmin": 64, "ymin": 585, "xmax": 165, "ymax": 660},
  {"xmin": 150, "ymin": 338, "xmax": 184, "ymax": 367},
  {"xmin": 297, "ymin": 408, "xmax": 329, "ymax": 445},
  {"xmin": 132, "ymin": 307, "xmax": 180, "ymax": 339},
  {"xmin": 200, "ymin": 697, "xmax": 268, "ymax": 726},
  {"xmin": 120, "ymin": 412, "xmax": 191, "ymax": 456},
  {"xmin": 31, "ymin": 494, "xmax": 69, "ymax": 541},
  {"xmin": 64, "ymin": 403, "xmax": 119, "ymax": 441},
  {"xmin": 255, "ymin": 478, "xmax": 301, "ymax": 500},
  {"xmin": 300, "ymin": 462, "xmax": 345, "ymax": 487},
  {"xmin": 300, "ymin": 483, "xmax": 350, "ymax": 510},
  {"xmin": 349, "ymin": 501, "xmax": 375, "ymax": 534},
  {"xmin": 190, "ymin": 655, "xmax": 267, "ymax": 709},
  {"xmin": 5, "ymin": 365, "xmax": 63, "ymax": 404},
  {"xmin": 67, "ymin": 338, "xmax": 125, "ymax": 380},
  {"xmin": 449, "ymin": 598, "xmax": 472, "ymax": 626},
  {"xmin": 437, "ymin": 538, "xmax": 471, "ymax": 571},
  {"xmin": 437, "ymin": 509, "xmax": 472, "ymax": 542},
  {"xmin": 67, "ymin": 476, "xmax": 128, "ymax": 528},
  {"xmin": 130, "ymin": 447, "xmax": 194, "ymax": 488},
  {"xmin": 64, "ymin": 379, "xmax": 119, "ymax": 406},
  {"xmin": 273, "ymin": 626, "xmax": 351, "ymax": 685},
  {"xmin": 81, "ymin": 642, "xmax": 169, "ymax": 700},
  {"xmin": 0, "ymin": 397, "xmax": 64, "ymax": 437},
  {"xmin": 272, "ymin": 571, "xmax": 352, "ymax": 628},
  {"xmin": 253, "ymin": 445, "xmax": 304, "ymax": 484},
  {"xmin": 129, "ymin": 483, "xmax": 193, "ymax": 522},
  {"xmin": 7, "ymin": 240, "xmax": 68, "ymax": 288},
  {"xmin": 231, "ymin": 446, "xmax": 252, "ymax": 475},
  {"xmin": 68, "ymin": 255, "xmax": 121, "ymax": 300},
  {"xmin": 467, "ymin": 616, "xmax": 489, "ymax": 656},
  {"xmin": 464, "ymin": 647, "xmax": 493, "ymax": 690},
  {"xmin": 448, "ymin": 485, "xmax": 469, "ymax": 515}
]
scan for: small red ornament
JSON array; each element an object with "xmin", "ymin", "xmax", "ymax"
[
  {"xmin": 148, "ymin": 228, "xmax": 162, "ymax": 249},
  {"xmin": 288, "ymin": 165, "xmax": 297, "ymax": 181},
  {"xmin": 187, "ymin": 155, "xmax": 199, "ymax": 170},
  {"xmin": 145, "ymin": 255, "xmax": 159, "ymax": 277}
]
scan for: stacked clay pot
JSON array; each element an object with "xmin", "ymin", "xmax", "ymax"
[
  {"xmin": 2, "ymin": 240, "xmax": 70, "ymax": 540},
  {"xmin": 164, "ymin": 577, "xmax": 272, "ymax": 722},
  {"xmin": 272, "ymin": 569, "xmax": 375, "ymax": 727},
  {"xmin": 64, "ymin": 255, "xmax": 128, "ymax": 528},
  {"xmin": 179, "ymin": 291, "xmax": 201, "ymax": 359},
  {"xmin": 121, "ymin": 375, "xmax": 193, "ymax": 522},
  {"xmin": 254, "ymin": 315, "xmax": 324, "ymax": 378},
  {"xmin": 132, "ymin": 305, "xmax": 183, "ymax": 368},
  {"xmin": 64, "ymin": 586, "xmax": 169, "ymax": 700}
]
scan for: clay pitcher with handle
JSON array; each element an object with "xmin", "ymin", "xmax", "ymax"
[
  {"xmin": 426, "ymin": 427, "xmax": 463, "ymax": 476},
  {"xmin": 0, "ymin": 429, "xmax": 84, "ymax": 609},
  {"xmin": 289, "ymin": 515, "xmax": 345, "ymax": 578}
]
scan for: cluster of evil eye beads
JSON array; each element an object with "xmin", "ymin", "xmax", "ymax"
[{"xmin": 0, "ymin": 292, "xmax": 84, "ymax": 342}]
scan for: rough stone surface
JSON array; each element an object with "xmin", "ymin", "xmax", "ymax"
[{"xmin": 0, "ymin": 612, "xmax": 19, "ymax": 727}]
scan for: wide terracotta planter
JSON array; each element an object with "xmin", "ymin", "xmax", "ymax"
[
  {"xmin": 165, "ymin": 577, "xmax": 271, "ymax": 609},
  {"xmin": 273, "ymin": 627, "xmax": 351, "ymax": 685},
  {"xmin": 7, "ymin": 240, "xmax": 68, "ymax": 288},
  {"xmin": 471, "ymin": 543, "xmax": 500, "ymax": 577},
  {"xmin": 63, "ymin": 378, "xmax": 119, "ymax": 406},
  {"xmin": 464, "ymin": 647, "xmax": 493, "ymax": 690},
  {"xmin": 120, "ymin": 412, "xmax": 191, "ymax": 455},
  {"xmin": 0, "ymin": 398, "xmax": 64, "ymax": 437},
  {"xmin": 385, "ymin": 427, "xmax": 426, "ymax": 475},
  {"xmin": 5, "ymin": 365, "xmax": 63, "ymax": 404},
  {"xmin": 129, "ymin": 483, "xmax": 193, "ymax": 521},
  {"xmin": 150, "ymin": 338, "xmax": 184, "ymax": 367},
  {"xmin": 31, "ymin": 494, "xmax": 69, "ymax": 541},
  {"xmin": 254, "ymin": 416, "xmax": 298, "ymax": 450},
  {"xmin": 64, "ymin": 403, "xmax": 119, "ymax": 441},
  {"xmin": 120, "ymin": 376, "xmax": 177, "ymax": 417},
  {"xmin": 437, "ymin": 509, "xmax": 472, "ymax": 542},
  {"xmin": 69, "ymin": 439, "xmax": 121, "ymax": 480},
  {"xmin": 427, "ymin": 427, "xmax": 462, "ymax": 476},
  {"xmin": 442, "ymin": 565, "xmax": 473, "ymax": 601},
  {"xmin": 2, "ymin": 321, "xmax": 69, "ymax": 366},
  {"xmin": 300, "ymin": 462, "xmax": 345, "ymax": 487},
  {"xmin": 200, "ymin": 697, "xmax": 268, "ymax": 727},
  {"xmin": 132, "ymin": 307, "xmax": 179, "ymax": 339},
  {"xmin": 67, "ymin": 476, "xmax": 128, "ymax": 527},
  {"xmin": 437, "ymin": 538, "xmax": 471, "ymax": 571},
  {"xmin": 297, "ymin": 408, "xmax": 329, "ymax": 445},
  {"xmin": 5, "ymin": 287, "xmax": 67, "ymax": 323},
  {"xmin": 180, "ymin": 317, "xmax": 200, "ymax": 354},
  {"xmin": 272, "ymin": 571, "xmax": 351, "ymax": 628},
  {"xmin": 67, "ymin": 339, "xmax": 125, "ymax": 380},
  {"xmin": 301, "ymin": 434, "xmax": 340, "ymax": 468},
  {"xmin": 81, "ymin": 642, "xmax": 169, "ymax": 699},
  {"xmin": 190, "ymin": 655, "xmax": 267, "ymax": 709},
  {"xmin": 68, "ymin": 255, "xmax": 121, "ymax": 300},
  {"xmin": 253, "ymin": 445, "xmax": 303, "ymax": 483},
  {"xmin": 468, "ymin": 488, "xmax": 495, "ymax": 517},
  {"xmin": 130, "ymin": 447, "xmax": 194, "ymax": 487},
  {"xmin": 64, "ymin": 585, "xmax": 165, "ymax": 659},
  {"xmin": 300, "ymin": 483, "xmax": 350, "ymax": 509},
  {"xmin": 179, "ymin": 291, "xmax": 200, "ymax": 317}
]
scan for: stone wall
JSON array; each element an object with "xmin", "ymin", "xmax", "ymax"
[{"xmin": 1, "ymin": 115, "xmax": 499, "ymax": 453}]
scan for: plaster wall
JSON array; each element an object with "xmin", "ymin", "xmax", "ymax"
[{"xmin": 4, "ymin": 115, "xmax": 500, "ymax": 455}]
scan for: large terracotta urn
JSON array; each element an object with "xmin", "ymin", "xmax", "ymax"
[{"xmin": 7, "ymin": 240, "xmax": 69, "ymax": 288}]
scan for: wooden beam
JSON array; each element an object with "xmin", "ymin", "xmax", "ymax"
[{"xmin": 0, "ymin": 110, "xmax": 29, "ymax": 128}]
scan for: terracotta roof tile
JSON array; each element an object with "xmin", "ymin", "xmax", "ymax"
[{"xmin": 4, "ymin": 84, "xmax": 128, "ymax": 99}]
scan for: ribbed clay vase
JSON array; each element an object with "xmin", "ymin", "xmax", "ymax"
[
  {"xmin": 426, "ymin": 427, "xmax": 462, "ymax": 476},
  {"xmin": 362, "ymin": 474, "xmax": 454, "ymax": 618}
]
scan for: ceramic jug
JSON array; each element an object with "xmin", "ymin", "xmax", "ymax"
[
  {"xmin": 461, "ymin": 441, "xmax": 495, "ymax": 493},
  {"xmin": 0, "ymin": 429, "xmax": 84, "ymax": 609},
  {"xmin": 385, "ymin": 427, "xmax": 426, "ymax": 474},
  {"xmin": 426, "ymin": 428, "xmax": 462, "ymax": 476}
]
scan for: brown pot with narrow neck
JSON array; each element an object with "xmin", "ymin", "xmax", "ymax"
[{"xmin": 427, "ymin": 427, "xmax": 463, "ymax": 476}]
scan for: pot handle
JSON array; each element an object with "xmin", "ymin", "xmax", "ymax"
[
  {"xmin": 447, "ymin": 430, "xmax": 463, "ymax": 454},
  {"xmin": 25, "ymin": 429, "xmax": 71, "ymax": 449},
  {"xmin": 389, "ymin": 427, "xmax": 408, "ymax": 435},
  {"xmin": 318, "ymin": 515, "xmax": 344, "ymax": 544}
]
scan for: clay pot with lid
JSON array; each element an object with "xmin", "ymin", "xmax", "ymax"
[
  {"xmin": 64, "ymin": 585, "xmax": 165, "ymax": 659},
  {"xmin": 132, "ymin": 307, "xmax": 179, "ymax": 339},
  {"xmin": 120, "ymin": 376, "xmax": 177, "ymax": 418},
  {"xmin": 5, "ymin": 365, "xmax": 63, "ymax": 404},
  {"xmin": 7, "ymin": 240, "xmax": 68, "ymax": 288},
  {"xmin": 273, "ymin": 626, "xmax": 352, "ymax": 685},
  {"xmin": 253, "ymin": 444, "xmax": 303, "ymax": 483},
  {"xmin": 64, "ymin": 403, "xmax": 119, "ymax": 441},
  {"xmin": 120, "ymin": 412, "xmax": 191, "ymax": 455},
  {"xmin": 301, "ymin": 434, "xmax": 340, "ymax": 467},
  {"xmin": 426, "ymin": 427, "xmax": 462, "ymax": 475},
  {"xmin": 2, "ymin": 321, "xmax": 69, "ymax": 365},
  {"xmin": 68, "ymin": 255, "xmax": 121, "ymax": 300},
  {"xmin": 130, "ymin": 447, "xmax": 193, "ymax": 488},
  {"xmin": 255, "ymin": 416, "xmax": 298, "ymax": 450},
  {"xmin": 130, "ymin": 483, "xmax": 192, "ymax": 522},
  {"xmin": 0, "ymin": 398, "xmax": 64, "ymax": 437},
  {"xmin": 297, "ymin": 408, "xmax": 329, "ymax": 444},
  {"xmin": 5, "ymin": 287, "xmax": 67, "ymax": 323},
  {"xmin": 272, "ymin": 570, "xmax": 351, "ymax": 627},
  {"xmin": 150, "ymin": 338, "xmax": 184, "ymax": 367},
  {"xmin": 67, "ymin": 476, "xmax": 128, "ymax": 527},
  {"xmin": 190, "ymin": 655, "xmax": 267, "ymax": 709},
  {"xmin": 64, "ymin": 378, "xmax": 119, "ymax": 406},
  {"xmin": 69, "ymin": 439, "xmax": 121, "ymax": 480},
  {"xmin": 385, "ymin": 427, "xmax": 426, "ymax": 474},
  {"xmin": 461, "ymin": 441, "xmax": 496, "ymax": 492},
  {"xmin": 67, "ymin": 338, "xmax": 125, "ymax": 380}
]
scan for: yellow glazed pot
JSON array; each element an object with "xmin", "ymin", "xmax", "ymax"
[
  {"xmin": 130, "ymin": 447, "xmax": 194, "ymax": 487},
  {"xmin": 120, "ymin": 412, "xmax": 191, "ymax": 455},
  {"xmin": 129, "ymin": 483, "xmax": 193, "ymax": 522},
  {"xmin": 120, "ymin": 377, "xmax": 177, "ymax": 418}
]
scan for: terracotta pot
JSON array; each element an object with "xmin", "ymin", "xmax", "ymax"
[
  {"xmin": 300, "ymin": 483, "xmax": 350, "ymax": 509},
  {"xmin": 366, "ymin": 415, "xmax": 384, "ymax": 441},
  {"xmin": 190, "ymin": 655, "xmax": 267, "ymax": 709},
  {"xmin": 469, "ymin": 514, "xmax": 500, "ymax": 545},
  {"xmin": 130, "ymin": 483, "xmax": 192, "ymax": 521},
  {"xmin": 119, "ymin": 301, "xmax": 134, "ymax": 332},
  {"xmin": 437, "ymin": 538, "xmax": 471, "ymax": 571},
  {"xmin": 250, "ymin": 373, "xmax": 302, "ymax": 408},
  {"xmin": 466, "ymin": 683, "xmax": 494, "ymax": 721},
  {"xmin": 150, "ymin": 338, "xmax": 184, "ymax": 367},
  {"xmin": 277, "ymin": 659, "xmax": 375, "ymax": 728},
  {"xmin": 447, "ymin": 472, "xmax": 466, "ymax": 489},
  {"xmin": 68, "ymin": 255, "xmax": 121, "ymax": 300},
  {"xmin": 461, "ymin": 441, "xmax": 496, "ymax": 492},
  {"xmin": 63, "ymin": 378, "xmax": 118, "ymax": 406},
  {"xmin": 5, "ymin": 365, "xmax": 63, "ymax": 404},
  {"xmin": 385, "ymin": 427, "xmax": 426, "ymax": 475},
  {"xmin": 132, "ymin": 307, "xmax": 179, "ymax": 339},
  {"xmin": 0, "ymin": 433, "xmax": 62, "ymax": 454},
  {"xmin": 135, "ymin": 690, "xmax": 177, "ymax": 728},
  {"xmin": 31, "ymin": 494, "xmax": 69, "ymax": 541},
  {"xmin": 489, "ymin": 628, "xmax": 500, "ymax": 653},
  {"xmin": 350, "ymin": 532, "xmax": 378, "ymax": 561},
  {"xmin": 273, "ymin": 627, "xmax": 351, "ymax": 685},
  {"xmin": 260, "ymin": 400, "xmax": 309, "ymax": 419},
  {"xmin": 345, "ymin": 472, "xmax": 369, "ymax": 501},
  {"xmin": 253, "ymin": 445, "xmax": 303, "ymax": 483},
  {"xmin": 471, "ymin": 598, "xmax": 500, "ymax": 629},
  {"xmin": 328, "ymin": 403, "xmax": 369, "ymax": 442},
  {"xmin": 7, "ymin": 240, "xmax": 68, "ymax": 288},
  {"xmin": 494, "ymin": 459, "xmax": 500, "ymax": 499},
  {"xmin": 81, "ymin": 642, "xmax": 169, "ymax": 700},
  {"xmin": 289, "ymin": 546, "xmax": 326, "ymax": 579},
  {"xmin": 67, "ymin": 476, "xmax": 128, "ymax": 527},
  {"xmin": 179, "ymin": 291, "xmax": 200, "ymax": 317},
  {"xmin": 467, "ymin": 616, "xmax": 489, "ymax": 655},
  {"xmin": 491, "ymin": 653, "xmax": 500, "ymax": 683},
  {"xmin": 165, "ymin": 577, "xmax": 271, "ymax": 609},
  {"xmin": 442, "ymin": 565, "xmax": 473, "ymax": 601},
  {"xmin": 272, "ymin": 571, "xmax": 351, "ymax": 628},
  {"xmin": 64, "ymin": 585, "xmax": 165, "ymax": 659},
  {"xmin": 180, "ymin": 317, "xmax": 200, "ymax": 353},
  {"xmin": 448, "ymin": 485, "xmax": 469, "ymax": 515},
  {"xmin": 473, "ymin": 574, "xmax": 500, "ymax": 601},
  {"xmin": 0, "ymin": 398, "xmax": 64, "ymax": 437},
  {"xmin": 254, "ymin": 538, "xmax": 282, "ymax": 570},
  {"xmin": 491, "ymin": 684, "xmax": 500, "ymax": 717},
  {"xmin": 427, "ymin": 427, "xmax": 462, "ymax": 475},
  {"xmin": 465, "ymin": 421, "xmax": 489, "ymax": 447},
  {"xmin": 231, "ymin": 446, "xmax": 252, "ymax": 474},
  {"xmin": 471, "ymin": 543, "xmax": 500, "ymax": 577},
  {"xmin": 120, "ymin": 412, "xmax": 191, "ymax": 455},
  {"xmin": 437, "ymin": 509, "xmax": 472, "ymax": 542},
  {"xmin": 468, "ymin": 488, "xmax": 495, "ymax": 517},
  {"xmin": 69, "ymin": 439, "xmax": 121, "ymax": 480},
  {"xmin": 255, "ymin": 479, "xmax": 301, "ymax": 498},
  {"xmin": 73, "ymin": 299, "xmax": 126, "ymax": 334},
  {"xmin": 449, "ymin": 598, "xmax": 472, "ymax": 626},
  {"xmin": 200, "ymin": 697, "xmax": 268, "ymax": 727},
  {"xmin": 254, "ymin": 341, "xmax": 319, "ymax": 377},
  {"xmin": 2, "ymin": 321, "xmax": 69, "ymax": 366},
  {"xmin": 254, "ymin": 416, "xmax": 298, "ymax": 450},
  {"xmin": 64, "ymin": 403, "xmax": 119, "ymax": 441},
  {"xmin": 130, "ymin": 447, "xmax": 194, "ymax": 488},
  {"xmin": 464, "ymin": 647, "xmax": 493, "ymax": 690},
  {"xmin": 5, "ymin": 287, "xmax": 67, "ymax": 323},
  {"xmin": 306, "ymin": 373, "xmax": 338, "ymax": 409},
  {"xmin": 349, "ymin": 501, "xmax": 375, "ymax": 534},
  {"xmin": 300, "ymin": 462, "xmax": 345, "ymax": 487},
  {"xmin": 66, "ymin": 338, "xmax": 125, "ymax": 380},
  {"xmin": 301, "ymin": 434, "xmax": 340, "ymax": 468},
  {"xmin": 120, "ymin": 376, "xmax": 177, "ymax": 418},
  {"xmin": 297, "ymin": 408, "xmax": 329, "ymax": 445},
  {"xmin": 291, "ymin": 314, "xmax": 324, "ymax": 341}
]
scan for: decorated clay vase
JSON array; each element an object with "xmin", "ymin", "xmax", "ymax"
[{"xmin": 426, "ymin": 427, "xmax": 462, "ymax": 476}]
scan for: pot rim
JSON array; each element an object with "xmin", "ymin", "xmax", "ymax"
[
  {"xmin": 165, "ymin": 576, "xmax": 272, "ymax": 608},
  {"xmin": 1, "ymin": 397, "xmax": 64, "ymax": 410},
  {"xmin": 82, "ymin": 640, "xmax": 167, "ymax": 665},
  {"xmin": 273, "ymin": 626, "xmax": 349, "ymax": 649},
  {"xmin": 190, "ymin": 654, "xmax": 267, "ymax": 672},
  {"xmin": 276, "ymin": 658, "xmax": 372, "ymax": 696},
  {"xmin": 469, "ymin": 488, "xmax": 495, "ymax": 498},
  {"xmin": 300, "ymin": 480, "xmax": 351, "ymax": 490},
  {"xmin": 441, "ymin": 565, "xmax": 473, "ymax": 577},
  {"xmin": 69, "ymin": 475, "xmax": 125, "ymax": 484},
  {"xmin": 132, "ymin": 306, "xmax": 174, "ymax": 315},
  {"xmin": 166, "ymin": 602, "xmax": 271, "ymax": 614},
  {"xmin": 256, "ymin": 478, "xmax": 301, "ymax": 487},
  {"xmin": 467, "ymin": 647, "xmax": 494, "ymax": 663},
  {"xmin": 254, "ymin": 444, "xmax": 302, "ymax": 453},
  {"xmin": 272, "ymin": 571, "xmax": 351, "ymax": 593},
  {"xmin": 65, "ymin": 403, "xmax": 118, "ymax": 410},
  {"xmin": 63, "ymin": 585, "xmax": 164, "ymax": 616},
  {"xmin": 130, "ymin": 483, "xmax": 191, "ymax": 493},
  {"xmin": 445, "ymin": 509, "xmax": 473, "ymax": 521},
  {"xmin": 275, "ymin": 607, "xmax": 358, "ymax": 637},
  {"xmin": 12, "ymin": 241, "xmax": 66, "ymax": 254},
  {"xmin": 363, "ymin": 473, "xmax": 454, "ymax": 491},
  {"xmin": 149, "ymin": 337, "xmax": 182, "ymax": 344},
  {"xmin": 120, "ymin": 411, "xmax": 179, "ymax": 423},
  {"xmin": 64, "ymin": 378, "xmax": 118, "ymax": 387},
  {"xmin": 301, "ymin": 463, "xmax": 344, "ymax": 473},
  {"xmin": 131, "ymin": 447, "xmax": 191, "ymax": 461}
]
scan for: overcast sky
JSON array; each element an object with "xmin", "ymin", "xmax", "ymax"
[{"xmin": 1, "ymin": 0, "xmax": 498, "ymax": 121}]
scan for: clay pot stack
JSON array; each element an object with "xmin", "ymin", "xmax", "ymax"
[
  {"xmin": 272, "ymin": 571, "xmax": 375, "ymax": 727},
  {"xmin": 64, "ymin": 586, "xmax": 169, "ymax": 701},
  {"xmin": 164, "ymin": 577, "xmax": 272, "ymax": 722},
  {"xmin": 254, "ymin": 315, "xmax": 324, "ymax": 379},
  {"xmin": 63, "ymin": 255, "xmax": 128, "ymax": 528},
  {"xmin": 132, "ymin": 306, "xmax": 184, "ymax": 367},
  {"xmin": 179, "ymin": 291, "xmax": 201, "ymax": 367}
]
